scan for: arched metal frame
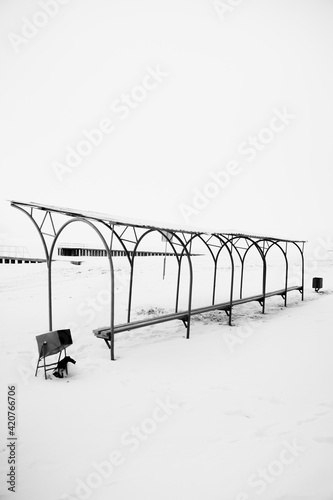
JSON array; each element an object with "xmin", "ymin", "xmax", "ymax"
[
  {"xmin": 99, "ymin": 220, "xmax": 132, "ymax": 265},
  {"xmin": 177, "ymin": 233, "xmax": 236, "ymax": 325},
  {"xmin": 221, "ymin": 235, "xmax": 267, "ymax": 308},
  {"xmin": 48, "ymin": 218, "xmax": 116, "ymax": 360},
  {"xmin": 10, "ymin": 201, "xmax": 306, "ymax": 360},
  {"xmin": 12, "ymin": 204, "xmax": 50, "ymax": 262},
  {"xmin": 288, "ymin": 241, "xmax": 305, "ymax": 301},
  {"xmin": 175, "ymin": 234, "xmax": 216, "ymax": 311},
  {"xmin": 11, "ymin": 205, "xmax": 117, "ymax": 360},
  {"xmin": 126, "ymin": 228, "xmax": 194, "ymax": 339}
]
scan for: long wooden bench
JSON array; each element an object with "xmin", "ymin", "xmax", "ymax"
[{"xmin": 94, "ymin": 286, "xmax": 302, "ymax": 344}]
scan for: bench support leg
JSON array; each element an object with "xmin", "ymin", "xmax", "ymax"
[
  {"xmin": 104, "ymin": 339, "xmax": 111, "ymax": 349},
  {"xmin": 186, "ymin": 323, "xmax": 190, "ymax": 339},
  {"xmin": 181, "ymin": 317, "xmax": 191, "ymax": 339},
  {"xmin": 224, "ymin": 308, "xmax": 232, "ymax": 326}
]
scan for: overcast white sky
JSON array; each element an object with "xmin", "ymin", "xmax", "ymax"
[{"xmin": 1, "ymin": 0, "xmax": 332, "ymax": 250}]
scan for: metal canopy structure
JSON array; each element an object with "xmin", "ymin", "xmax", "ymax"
[{"xmin": 10, "ymin": 200, "xmax": 306, "ymax": 361}]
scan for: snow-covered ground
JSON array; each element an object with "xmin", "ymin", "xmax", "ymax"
[{"xmin": 0, "ymin": 253, "xmax": 333, "ymax": 500}]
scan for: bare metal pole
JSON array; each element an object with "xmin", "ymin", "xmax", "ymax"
[
  {"xmin": 185, "ymin": 243, "xmax": 193, "ymax": 340},
  {"xmin": 48, "ymin": 257, "xmax": 53, "ymax": 330},
  {"xmin": 229, "ymin": 254, "xmax": 235, "ymax": 326},
  {"xmin": 162, "ymin": 239, "xmax": 167, "ymax": 280},
  {"xmin": 240, "ymin": 259, "xmax": 245, "ymax": 299},
  {"xmin": 284, "ymin": 242, "xmax": 288, "ymax": 307},
  {"xmin": 127, "ymin": 261, "xmax": 135, "ymax": 323},
  {"xmin": 301, "ymin": 242, "xmax": 305, "ymax": 301},
  {"xmin": 212, "ymin": 260, "xmax": 217, "ymax": 305},
  {"xmin": 175, "ymin": 256, "xmax": 182, "ymax": 313},
  {"xmin": 262, "ymin": 257, "xmax": 267, "ymax": 314}
]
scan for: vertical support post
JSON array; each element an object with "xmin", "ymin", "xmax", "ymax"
[
  {"xmin": 301, "ymin": 242, "xmax": 305, "ymax": 301},
  {"xmin": 186, "ymin": 238, "xmax": 193, "ymax": 338},
  {"xmin": 262, "ymin": 246, "xmax": 267, "ymax": 314},
  {"xmin": 108, "ymin": 225, "xmax": 115, "ymax": 361},
  {"xmin": 127, "ymin": 260, "xmax": 135, "ymax": 323},
  {"xmin": 175, "ymin": 255, "xmax": 182, "ymax": 313},
  {"xmin": 228, "ymin": 241, "xmax": 235, "ymax": 326},
  {"xmin": 162, "ymin": 239, "xmax": 167, "ymax": 280},
  {"xmin": 227, "ymin": 241, "xmax": 232, "ymax": 325},
  {"xmin": 212, "ymin": 259, "xmax": 217, "ymax": 306},
  {"xmin": 181, "ymin": 235, "xmax": 193, "ymax": 340},
  {"xmin": 108, "ymin": 251, "xmax": 115, "ymax": 361},
  {"xmin": 48, "ymin": 257, "xmax": 53, "ymax": 331},
  {"xmin": 284, "ymin": 242, "xmax": 288, "ymax": 307},
  {"xmin": 240, "ymin": 258, "xmax": 245, "ymax": 299},
  {"xmin": 186, "ymin": 255, "xmax": 193, "ymax": 339},
  {"xmin": 229, "ymin": 267, "xmax": 234, "ymax": 327}
]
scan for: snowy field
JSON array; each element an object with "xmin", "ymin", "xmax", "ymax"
[{"xmin": 1, "ymin": 253, "xmax": 333, "ymax": 500}]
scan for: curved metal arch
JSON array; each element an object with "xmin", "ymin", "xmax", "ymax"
[
  {"xmin": 221, "ymin": 234, "xmax": 266, "ymax": 263},
  {"xmin": 174, "ymin": 233, "xmax": 218, "ymax": 310},
  {"xmin": 178, "ymin": 233, "xmax": 241, "ymax": 314},
  {"xmin": 225, "ymin": 235, "xmax": 267, "ymax": 304},
  {"xmin": 180, "ymin": 233, "xmax": 237, "ymax": 308},
  {"xmin": 176, "ymin": 233, "xmax": 238, "ymax": 269},
  {"xmin": 214, "ymin": 234, "xmax": 254, "ymax": 304},
  {"xmin": 199, "ymin": 233, "xmax": 237, "ymax": 306},
  {"xmin": 262, "ymin": 239, "xmax": 288, "ymax": 264},
  {"xmin": 251, "ymin": 238, "xmax": 288, "ymax": 264},
  {"xmin": 127, "ymin": 227, "xmax": 181, "ymax": 320},
  {"xmin": 259, "ymin": 239, "xmax": 289, "ymax": 305},
  {"xmin": 240, "ymin": 237, "xmax": 275, "ymax": 263},
  {"xmin": 214, "ymin": 233, "xmax": 243, "ymax": 266},
  {"xmin": 288, "ymin": 240, "xmax": 305, "ymax": 260},
  {"xmin": 210, "ymin": 234, "xmax": 236, "ymax": 319},
  {"xmin": 48, "ymin": 217, "xmax": 116, "ymax": 360},
  {"xmin": 182, "ymin": 233, "xmax": 216, "ymax": 261},
  {"xmin": 99, "ymin": 220, "xmax": 132, "ymax": 265},
  {"xmin": 262, "ymin": 240, "xmax": 287, "ymax": 256},
  {"xmin": 127, "ymin": 228, "xmax": 193, "ymax": 338},
  {"xmin": 262, "ymin": 239, "xmax": 288, "ymax": 271},
  {"xmin": 214, "ymin": 234, "xmax": 238, "ymax": 263},
  {"xmin": 128, "ymin": 227, "xmax": 187, "ymax": 304},
  {"xmin": 11, "ymin": 204, "xmax": 50, "ymax": 262},
  {"xmin": 131, "ymin": 228, "xmax": 181, "ymax": 265},
  {"xmin": 287, "ymin": 240, "xmax": 305, "ymax": 300}
]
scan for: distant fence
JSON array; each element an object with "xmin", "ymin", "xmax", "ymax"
[
  {"xmin": 0, "ymin": 256, "xmax": 45, "ymax": 264},
  {"xmin": 57, "ymin": 246, "xmax": 198, "ymax": 257}
]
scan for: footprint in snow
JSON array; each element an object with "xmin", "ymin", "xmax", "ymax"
[
  {"xmin": 224, "ymin": 410, "xmax": 251, "ymax": 418},
  {"xmin": 314, "ymin": 436, "xmax": 333, "ymax": 445},
  {"xmin": 297, "ymin": 411, "xmax": 330, "ymax": 425},
  {"xmin": 210, "ymin": 385, "xmax": 229, "ymax": 391},
  {"xmin": 320, "ymin": 401, "xmax": 333, "ymax": 409},
  {"xmin": 121, "ymin": 379, "xmax": 130, "ymax": 386}
]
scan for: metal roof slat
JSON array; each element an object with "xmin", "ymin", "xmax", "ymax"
[{"xmin": 9, "ymin": 200, "xmax": 307, "ymax": 243}]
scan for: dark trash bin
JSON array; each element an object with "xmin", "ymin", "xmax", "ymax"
[{"xmin": 312, "ymin": 277, "xmax": 323, "ymax": 292}]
